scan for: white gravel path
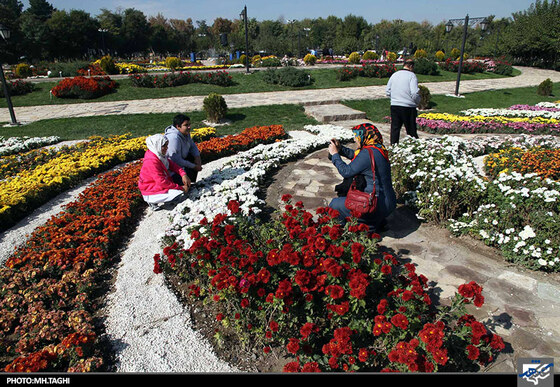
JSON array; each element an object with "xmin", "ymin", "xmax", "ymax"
[{"xmin": 101, "ymin": 155, "xmax": 241, "ymax": 373}]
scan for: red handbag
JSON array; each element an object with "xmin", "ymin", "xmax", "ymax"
[{"xmin": 344, "ymin": 147, "xmax": 377, "ymax": 215}]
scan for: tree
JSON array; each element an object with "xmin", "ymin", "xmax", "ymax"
[
  {"xmin": 505, "ymin": 0, "xmax": 560, "ymax": 68},
  {"xmin": 46, "ymin": 10, "xmax": 99, "ymax": 59},
  {"xmin": 121, "ymin": 8, "xmax": 150, "ymax": 55},
  {"xmin": 25, "ymin": 0, "xmax": 54, "ymax": 20},
  {"xmin": 0, "ymin": 0, "xmax": 23, "ymax": 61}
]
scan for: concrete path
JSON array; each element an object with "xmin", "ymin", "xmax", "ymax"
[
  {"xmin": 2, "ymin": 66, "xmax": 560, "ymax": 124},
  {"xmin": 266, "ymin": 120, "xmax": 560, "ymax": 373}
]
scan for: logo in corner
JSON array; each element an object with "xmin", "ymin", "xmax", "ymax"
[{"xmin": 518, "ymin": 358, "xmax": 554, "ymax": 387}]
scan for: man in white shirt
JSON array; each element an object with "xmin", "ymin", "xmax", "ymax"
[{"xmin": 385, "ymin": 59, "xmax": 421, "ymax": 145}]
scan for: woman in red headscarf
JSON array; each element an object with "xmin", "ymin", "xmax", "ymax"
[{"xmin": 327, "ymin": 123, "xmax": 396, "ymax": 233}]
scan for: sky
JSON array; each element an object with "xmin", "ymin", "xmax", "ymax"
[{"xmin": 20, "ymin": 0, "xmax": 536, "ymax": 25}]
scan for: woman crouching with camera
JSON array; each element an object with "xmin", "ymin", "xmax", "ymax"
[{"xmin": 327, "ymin": 123, "xmax": 396, "ymax": 234}]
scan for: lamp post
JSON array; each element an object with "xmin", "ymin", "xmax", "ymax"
[
  {"xmin": 445, "ymin": 16, "xmax": 489, "ymax": 96},
  {"xmin": 239, "ymin": 5, "xmax": 250, "ymax": 73},
  {"xmin": 0, "ymin": 24, "xmax": 18, "ymax": 126},
  {"xmin": 98, "ymin": 28, "xmax": 108, "ymax": 54},
  {"xmin": 298, "ymin": 28, "xmax": 310, "ymax": 58}
]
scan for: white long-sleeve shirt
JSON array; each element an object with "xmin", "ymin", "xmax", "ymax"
[{"xmin": 385, "ymin": 69, "xmax": 421, "ymax": 108}]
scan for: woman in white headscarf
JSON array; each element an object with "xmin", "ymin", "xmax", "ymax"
[{"xmin": 138, "ymin": 134, "xmax": 191, "ymax": 210}]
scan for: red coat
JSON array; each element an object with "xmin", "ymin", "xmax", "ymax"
[{"xmin": 138, "ymin": 150, "xmax": 186, "ymax": 196}]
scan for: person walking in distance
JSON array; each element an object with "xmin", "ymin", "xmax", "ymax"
[{"xmin": 385, "ymin": 59, "xmax": 421, "ymax": 145}]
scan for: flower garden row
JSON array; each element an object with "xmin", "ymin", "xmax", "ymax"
[
  {"xmin": 155, "ymin": 125, "xmax": 505, "ymax": 373},
  {"xmin": 0, "ymin": 125, "xmax": 281, "ymax": 232},
  {"xmin": 416, "ymin": 102, "xmax": 560, "ymax": 135},
  {"xmin": 0, "ymin": 135, "xmax": 60, "ymax": 157},
  {"xmin": 0, "ymin": 125, "xmax": 288, "ymax": 372},
  {"xmin": 391, "ymin": 134, "xmax": 560, "ymax": 271}
]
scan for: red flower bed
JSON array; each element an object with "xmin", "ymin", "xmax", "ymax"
[
  {"xmin": 1, "ymin": 162, "xmax": 143, "ymax": 372},
  {"xmin": 51, "ymin": 76, "xmax": 117, "ymax": 99},
  {"xmin": 198, "ymin": 125, "xmax": 287, "ymax": 162},
  {"xmin": 156, "ymin": 196, "xmax": 505, "ymax": 372}
]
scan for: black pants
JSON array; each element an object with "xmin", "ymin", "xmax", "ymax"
[
  {"xmin": 171, "ymin": 154, "xmax": 198, "ymax": 185},
  {"xmin": 390, "ymin": 105, "xmax": 418, "ymax": 145}
]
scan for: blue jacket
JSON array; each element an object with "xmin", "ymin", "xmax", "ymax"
[
  {"xmin": 164, "ymin": 125, "xmax": 201, "ymax": 170},
  {"xmin": 331, "ymin": 146, "xmax": 397, "ymax": 215}
]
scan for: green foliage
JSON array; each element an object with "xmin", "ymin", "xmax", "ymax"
[
  {"xmin": 203, "ymin": 93, "xmax": 228, "ymax": 122},
  {"xmin": 99, "ymin": 55, "xmax": 119, "ymax": 75},
  {"xmin": 418, "ymin": 85, "xmax": 431, "ymax": 110},
  {"xmin": 0, "ymin": 80, "xmax": 35, "ymax": 97},
  {"xmin": 413, "ymin": 58, "xmax": 439, "ymax": 76},
  {"xmin": 259, "ymin": 56, "xmax": 281, "ymax": 67},
  {"xmin": 414, "ymin": 49, "xmax": 427, "ymax": 58},
  {"xmin": 47, "ymin": 61, "xmax": 91, "ymax": 78},
  {"xmin": 362, "ymin": 51, "xmax": 379, "ymax": 60},
  {"xmin": 506, "ymin": 0, "xmax": 560, "ymax": 68},
  {"xmin": 262, "ymin": 67, "xmax": 313, "ymax": 87},
  {"xmin": 303, "ymin": 54, "xmax": 317, "ymax": 65},
  {"xmin": 165, "ymin": 56, "xmax": 183, "ymax": 71},
  {"xmin": 537, "ymin": 78, "xmax": 553, "ymax": 96},
  {"xmin": 348, "ymin": 52, "xmax": 361, "ymax": 64},
  {"xmin": 14, "ymin": 63, "xmax": 32, "ymax": 78},
  {"xmin": 335, "ymin": 66, "xmax": 360, "ymax": 81}
]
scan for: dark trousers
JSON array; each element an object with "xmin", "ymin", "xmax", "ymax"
[
  {"xmin": 390, "ymin": 105, "xmax": 418, "ymax": 145},
  {"xmin": 171, "ymin": 154, "xmax": 198, "ymax": 185}
]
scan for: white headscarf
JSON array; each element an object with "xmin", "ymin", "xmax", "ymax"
[{"xmin": 146, "ymin": 134, "xmax": 169, "ymax": 169}]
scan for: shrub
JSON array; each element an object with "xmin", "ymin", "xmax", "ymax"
[
  {"xmin": 537, "ymin": 78, "xmax": 553, "ymax": 96},
  {"xmin": 50, "ymin": 76, "xmax": 117, "ymax": 99},
  {"xmin": 360, "ymin": 63, "xmax": 397, "ymax": 78},
  {"xmin": 413, "ymin": 58, "xmax": 439, "ymax": 76},
  {"xmin": 201, "ymin": 71, "xmax": 234, "ymax": 87},
  {"xmin": 260, "ymin": 56, "xmax": 281, "ymax": 67},
  {"xmin": 238, "ymin": 54, "xmax": 247, "ymax": 66},
  {"xmin": 435, "ymin": 50, "xmax": 445, "ymax": 61},
  {"xmin": 450, "ymin": 48, "xmax": 460, "ymax": 58},
  {"xmin": 348, "ymin": 52, "xmax": 361, "ymax": 64},
  {"xmin": 165, "ymin": 56, "xmax": 183, "ymax": 71},
  {"xmin": 14, "ymin": 63, "xmax": 32, "ymax": 78},
  {"xmin": 262, "ymin": 67, "xmax": 313, "ymax": 87},
  {"xmin": 303, "ymin": 54, "xmax": 317, "ymax": 65},
  {"xmin": 99, "ymin": 55, "xmax": 119, "ymax": 75},
  {"xmin": 203, "ymin": 93, "xmax": 228, "ymax": 123},
  {"xmin": 418, "ymin": 85, "xmax": 431, "ymax": 110},
  {"xmin": 386, "ymin": 51, "xmax": 397, "ymax": 61},
  {"xmin": 0, "ymin": 79, "xmax": 35, "ymax": 97},
  {"xmin": 335, "ymin": 66, "xmax": 360, "ymax": 81},
  {"xmin": 362, "ymin": 51, "xmax": 379, "ymax": 61},
  {"xmin": 47, "ymin": 61, "xmax": 91, "ymax": 77},
  {"xmin": 414, "ymin": 49, "xmax": 428, "ymax": 58},
  {"xmin": 493, "ymin": 62, "xmax": 513, "ymax": 76},
  {"xmin": 439, "ymin": 59, "xmax": 484, "ymax": 74},
  {"xmin": 129, "ymin": 71, "xmax": 233, "ymax": 88},
  {"xmin": 251, "ymin": 55, "xmax": 262, "ymax": 64}
]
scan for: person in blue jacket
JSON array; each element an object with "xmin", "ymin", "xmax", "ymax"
[
  {"xmin": 164, "ymin": 114, "xmax": 203, "ymax": 185},
  {"xmin": 328, "ymin": 123, "xmax": 397, "ymax": 233}
]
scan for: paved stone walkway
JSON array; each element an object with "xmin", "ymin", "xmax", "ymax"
[
  {"xmin": 2, "ymin": 66, "xmax": 560, "ymax": 124},
  {"xmin": 266, "ymin": 121, "xmax": 560, "ymax": 373}
]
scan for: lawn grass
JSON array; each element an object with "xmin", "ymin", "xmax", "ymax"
[
  {"xmin": 1, "ymin": 67, "xmax": 520, "ymax": 108},
  {"xmin": 342, "ymin": 82, "xmax": 560, "ymax": 122},
  {"xmin": 0, "ymin": 104, "xmax": 319, "ymax": 141}
]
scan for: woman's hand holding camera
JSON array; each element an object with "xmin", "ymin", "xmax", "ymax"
[{"xmin": 328, "ymin": 138, "xmax": 340, "ymax": 155}]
